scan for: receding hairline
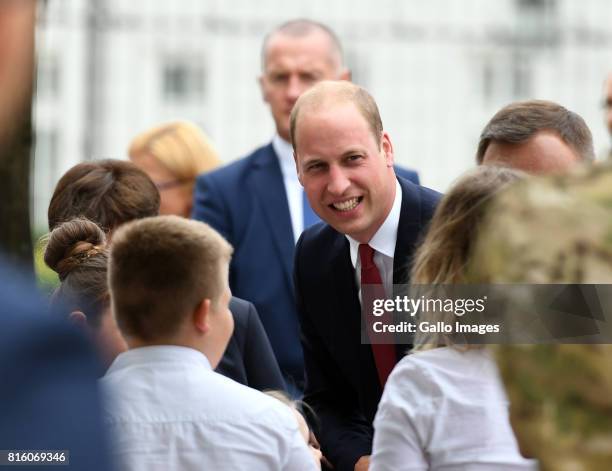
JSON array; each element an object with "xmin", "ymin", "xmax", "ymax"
[
  {"xmin": 290, "ymin": 81, "xmax": 383, "ymax": 152},
  {"xmin": 261, "ymin": 19, "xmax": 343, "ymax": 71}
]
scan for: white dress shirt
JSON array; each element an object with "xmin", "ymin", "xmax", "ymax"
[
  {"xmin": 273, "ymin": 134, "xmax": 304, "ymax": 244},
  {"xmin": 347, "ymin": 179, "xmax": 402, "ymax": 301},
  {"xmin": 100, "ymin": 346, "xmax": 317, "ymax": 471},
  {"xmin": 370, "ymin": 347, "xmax": 537, "ymax": 471}
]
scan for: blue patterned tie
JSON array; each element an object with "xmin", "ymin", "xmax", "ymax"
[{"xmin": 302, "ymin": 190, "xmax": 320, "ymax": 229}]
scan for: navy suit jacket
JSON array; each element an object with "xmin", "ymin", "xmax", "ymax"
[
  {"xmin": 0, "ymin": 261, "xmax": 114, "ymax": 471},
  {"xmin": 216, "ymin": 296, "xmax": 285, "ymax": 391},
  {"xmin": 294, "ymin": 177, "xmax": 440, "ymax": 471},
  {"xmin": 193, "ymin": 142, "xmax": 420, "ymax": 391}
]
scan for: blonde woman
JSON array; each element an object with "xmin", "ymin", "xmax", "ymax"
[
  {"xmin": 129, "ymin": 120, "xmax": 221, "ymax": 217},
  {"xmin": 370, "ymin": 166, "xmax": 535, "ymax": 470}
]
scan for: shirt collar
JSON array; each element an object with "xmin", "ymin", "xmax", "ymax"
[
  {"xmin": 272, "ymin": 134, "xmax": 297, "ymax": 180},
  {"xmin": 347, "ymin": 178, "xmax": 403, "ymax": 268},
  {"xmin": 106, "ymin": 345, "xmax": 212, "ymax": 374}
]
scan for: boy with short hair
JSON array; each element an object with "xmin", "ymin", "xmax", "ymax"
[{"xmin": 102, "ymin": 215, "xmax": 317, "ymax": 470}]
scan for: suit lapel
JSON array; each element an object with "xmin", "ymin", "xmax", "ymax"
[
  {"xmin": 393, "ymin": 177, "xmax": 425, "ymax": 285},
  {"xmin": 393, "ymin": 177, "xmax": 426, "ymax": 359},
  {"xmin": 329, "ymin": 234, "xmax": 360, "ymax": 342},
  {"xmin": 248, "ymin": 144, "xmax": 295, "ymax": 283}
]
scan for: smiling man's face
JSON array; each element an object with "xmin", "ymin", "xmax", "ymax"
[{"xmin": 294, "ymin": 101, "xmax": 396, "ymax": 243}]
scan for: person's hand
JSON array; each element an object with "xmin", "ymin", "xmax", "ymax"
[
  {"xmin": 354, "ymin": 455, "xmax": 370, "ymax": 471},
  {"xmin": 308, "ymin": 429, "xmax": 332, "ymax": 469}
]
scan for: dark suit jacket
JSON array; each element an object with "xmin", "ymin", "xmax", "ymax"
[
  {"xmin": 0, "ymin": 261, "xmax": 114, "ymax": 471},
  {"xmin": 294, "ymin": 177, "xmax": 440, "ymax": 471},
  {"xmin": 216, "ymin": 296, "xmax": 285, "ymax": 391},
  {"xmin": 193, "ymin": 142, "xmax": 420, "ymax": 392}
]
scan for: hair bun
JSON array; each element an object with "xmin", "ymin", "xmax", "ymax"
[{"xmin": 44, "ymin": 218, "xmax": 107, "ymax": 280}]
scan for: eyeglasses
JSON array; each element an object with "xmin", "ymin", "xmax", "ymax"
[{"xmin": 154, "ymin": 179, "xmax": 190, "ymax": 191}]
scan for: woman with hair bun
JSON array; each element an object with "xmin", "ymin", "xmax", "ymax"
[{"xmin": 44, "ymin": 218, "xmax": 126, "ymax": 371}]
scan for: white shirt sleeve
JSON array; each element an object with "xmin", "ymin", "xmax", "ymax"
[
  {"xmin": 281, "ymin": 421, "xmax": 319, "ymax": 471},
  {"xmin": 370, "ymin": 358, "xmax": 433, "ymax": 471}
]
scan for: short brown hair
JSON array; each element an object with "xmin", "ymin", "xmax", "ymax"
[
  {"xmin": 48, "ymin": 159, "xmax": 160, "ymax": 232},
  {"xmin": 109, "ymin": 215, "xmax": 233, "ymax": 342},
  {"xmin": 476, "ymin": 100, "xmax": 594, "ymax": 164},
  {"xmin": 43, "ymin": 218, "xmax": 109, "ymax": 328},
  {"xmin": 290, "ymin": 81, "xmax": 383, "ymax": 152}
]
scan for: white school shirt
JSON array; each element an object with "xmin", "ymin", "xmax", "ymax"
[
  {"xmin": 370, "ymin": 347, "xmax": 538, "ymax": 471},
  {"xmin": 100, "ymin": 345, "xmax": 317, "ymax": 471}
]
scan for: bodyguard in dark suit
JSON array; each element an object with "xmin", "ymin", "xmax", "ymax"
[
  {"xmin": 291, "ymin": 81, "xmax": 440, "ymax": 471},
  {"xmin": 192, "ymin": 19, "xmax": 419, "ymax": 393}
]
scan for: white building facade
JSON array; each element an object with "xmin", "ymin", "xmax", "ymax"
[{"xmin": 32, "ymin": 0, "xmax": 612, "ymax": 230}]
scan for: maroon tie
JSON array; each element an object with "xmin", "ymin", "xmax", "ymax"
[{"xmin": 359, "ymin": 244, "xmax": 396, "ymax": 388}]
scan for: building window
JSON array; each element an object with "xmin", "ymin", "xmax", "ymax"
[
  {"xmin": 162, "ymin": 58, "xmax": 206, "ymax": 102},
  {"xmin": 32, "ymin": 129, "xmax": 59, "ymax": 230}
]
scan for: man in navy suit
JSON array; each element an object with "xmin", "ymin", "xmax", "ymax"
[
  {"xmin": 192, "ymin": 19, "xmax": 419, "ymax": 393},
  {"xmin": 291, "ymin": 81, "xmax": 440, "ymax": 471}
]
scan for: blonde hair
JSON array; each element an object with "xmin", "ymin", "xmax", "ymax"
[
  {"xmin": 109, "ymin": 215, "xmax": 232, "ymax": 342},
  {"xmin": 411, "ymin": 166, "xmax": 524, "ymax": 350},
  {"xmin": 128, "ymin": 121, "xmax": 221, "ymax": 189}
]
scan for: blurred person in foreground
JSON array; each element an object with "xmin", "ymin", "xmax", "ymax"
[
  {"xmin": 192, "ymin": 19, "xmax": 419, "ymax": 395},
  {"xmin": 468, "ymin": 163, "xmax": 612, "ymax": 471},
  {"xmin": 0, "ymin": 259, "xmax": 115, "ymax": 470},
  {"xmin": 128, "ymin": 120, "xmax": 221, "ymax": 217},
  {"xmin": 292, "ymin": 81, "xmax": 440, "ymax": 471},
  {"xmin": 370, "ymin": 167, "xmax": 535, "ymax": 471},
  {"xmin": 476, "ymin": 100, "xmax": 594, "ymax": 174},
  {"xmin": 48, "ymin": 159, "xmax": 285, "ymax": 390},
  {"xmin": 0, "ymin": 1, "xmax": 112, "ymax": 467},
  {"xmin": 102, "ymin": 216, "xmax": 318, "ymax": 471}
]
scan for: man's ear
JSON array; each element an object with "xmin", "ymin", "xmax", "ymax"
[
  {"xmin": 193, "ymin": 298, "xmax": 211, "ymax": 334},
  {"xmin": 340, "ymin": 68, "xmax": 351, "ymax": 82},
  {"xmin": 258, "ymin": 75, "xmax": 269, "ymax": 104},
  {"xmin": 381, "ymin": 131, "xmax": 395, "ymax": 167},
  {"xmin": 294, "ymin": 152, "xmax": 304, "ymax": 186},
  {"xmin": 69, "ymin": 310, "xmax": 88, "ymax": 329}
]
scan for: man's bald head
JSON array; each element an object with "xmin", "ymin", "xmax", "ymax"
[
  {"xmin": 261, "ymin": 19, "xmax": 344, "ymax": 71},
  {"xmin": 258, "ymin": 20, "xmax": 350, "ymax": 142},
  {"xmin": 290, "ymin": 81, "xmax": 383, "ymax": 152}
]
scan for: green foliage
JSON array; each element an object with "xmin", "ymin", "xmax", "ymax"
[{"xmin": 33, "ymin": 234, "xmax": 58, "ymax": 295}]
